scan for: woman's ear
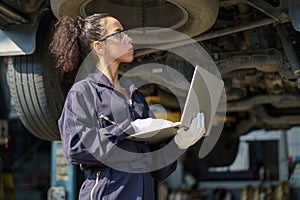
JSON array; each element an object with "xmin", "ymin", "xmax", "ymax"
[{"xmin": 93, "ymin": 41, "xmax": 104, "ymax": 54}]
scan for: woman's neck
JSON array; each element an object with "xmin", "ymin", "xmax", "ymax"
[
  {"xmin": 97, "ymin": 61, "xmax": 119, "ymax": 85},
  {"xmin": 97, "ymin": 61, "xmax": 129, "ymax": 98}
]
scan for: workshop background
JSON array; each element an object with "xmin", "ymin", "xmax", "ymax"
[{"xmin": 1, "ymin": 0, "xmax": 300, "ymax": 199}]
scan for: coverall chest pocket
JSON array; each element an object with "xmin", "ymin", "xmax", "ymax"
[{"xmin": 96, "ymin": 96, "xmax": 131, "ymax": 127}]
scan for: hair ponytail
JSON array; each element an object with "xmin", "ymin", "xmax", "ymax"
[{"xmin": 49, "ymin": 13, "xmax": 110, "ymax": 72}]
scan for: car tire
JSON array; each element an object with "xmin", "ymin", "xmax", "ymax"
[
  {"xmin": 0, "ymin": 59, "xmax": 10, "ymax": 119},
  {"xmin": 7, "ymin": 11, "xmax": 63, "ymax": 141},
  {"xmin": 51, "ymin": 0, "xmax": 219, "ymax": 40},
  {"xmin": 171, "ymin": 0, "xmax": 220, "ymax": 36}
]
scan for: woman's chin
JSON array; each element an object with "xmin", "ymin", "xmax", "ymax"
[{"xmin": 119, "ymin": 55, "xmax": 134, "ymax": 63}]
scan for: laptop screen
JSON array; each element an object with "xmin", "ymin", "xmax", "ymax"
[{"xmin": 180, "ymin": 65, "xmax": 224, "ymax": 136}]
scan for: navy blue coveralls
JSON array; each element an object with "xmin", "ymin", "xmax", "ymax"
[{"xmin": 58, "ymin": 68, "xmax": 177, "ymax": 200}]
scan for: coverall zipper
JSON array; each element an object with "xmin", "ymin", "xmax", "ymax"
[
  {"xmin": 90, "ymin": 171, "xmax": 100, "ymax": 200},
  {"xmin": 129, "ymin": 88, "xmax": 138, "ymax": 119}
]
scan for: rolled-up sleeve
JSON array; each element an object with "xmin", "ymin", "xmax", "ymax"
[{"xmin": 58, "ymin": 89, "xmax": 135, "ymax": 166}]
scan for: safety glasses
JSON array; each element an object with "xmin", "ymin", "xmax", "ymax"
[{"xmin": 98, "ymin": 29, "xmax": 128, "ymax": 42}]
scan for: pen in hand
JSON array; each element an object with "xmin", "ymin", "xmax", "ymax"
[{"xmin": 99, "ymin": 114, "xmax": 116, "ymax": 125}]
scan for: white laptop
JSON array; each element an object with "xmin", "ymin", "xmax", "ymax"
[{"xmin": 127, "ymin": 65, "xmax": 224, "ymax": 144}]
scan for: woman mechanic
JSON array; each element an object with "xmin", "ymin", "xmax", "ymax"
[{"xmin": 50, "ymin": 13, "xmax": 205, "ymax": 200}]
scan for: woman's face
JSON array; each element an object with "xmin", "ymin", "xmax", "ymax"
[{"xmin": 100, "ymin": 16, "xmax": 134, "ymax": 64}]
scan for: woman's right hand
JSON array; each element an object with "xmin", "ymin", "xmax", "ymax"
[
  {"xmin": 174, "ymin": 112, "xmax": 206, "ymax": 149},
  {"xmin": 130, "ymin": 118, "xmax": 175, "ymax": 133}
]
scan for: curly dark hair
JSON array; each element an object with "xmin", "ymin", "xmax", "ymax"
[{"xmin": 49, "ymin": 13, "xmax": 110, "ymax": 72}]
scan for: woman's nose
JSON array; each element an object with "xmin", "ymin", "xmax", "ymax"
[
  {"xmin": 127, "ymin": 36, "xmax": 132, "ymax": 44},
  {"xmin": 123, "ymin": 34, "xmax": 132, "ymax": 44}
]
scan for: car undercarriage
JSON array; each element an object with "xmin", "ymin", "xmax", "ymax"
[{"xmin": 0, "ymin": 0, "xmax": 300, "ymax": 165}]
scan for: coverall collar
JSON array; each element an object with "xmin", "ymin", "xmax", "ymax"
[{"xmin": 88, "ymin": 67, "xmax": 137, "ymax": 97}]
